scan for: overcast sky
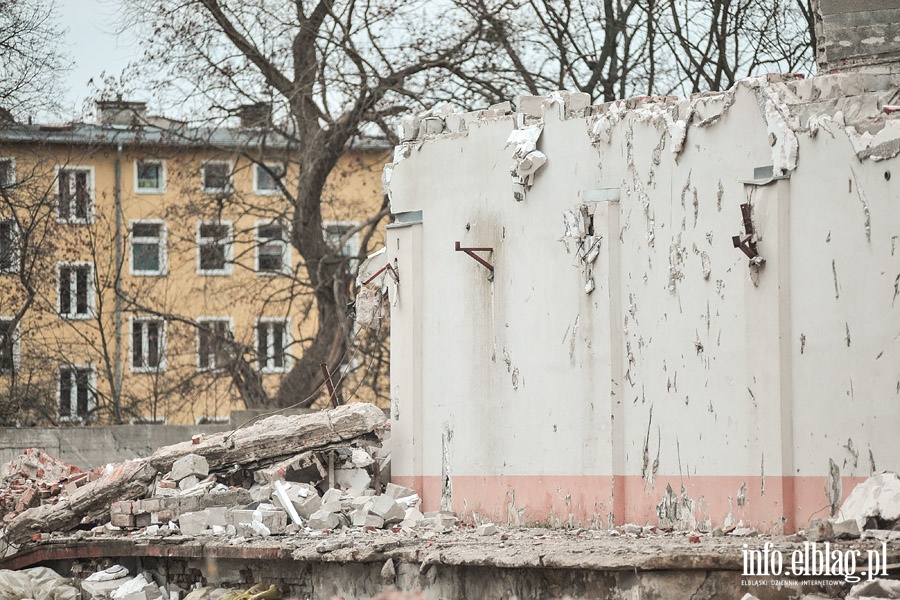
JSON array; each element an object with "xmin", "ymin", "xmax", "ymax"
[{"xmin": 55, "ymin": 0, "xmax": 141, "ymax": 120}]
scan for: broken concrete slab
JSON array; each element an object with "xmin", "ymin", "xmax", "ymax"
[
  {"xmin": 0, "ymin": 403, "xmax": 385, "ymax": 550},
  {"xmin": 806, "ymin": 519, "xmax": 834, "ymax": 542},
  {"xmin": 177, "ymin": 511, "xmax": 209, "ymax": 536},
  {"xmin": 369, "ymin": 496, "xmax": 405, "ymax": 524},
  {"xmin": 307, "ymin": 510, "xmax": 340, "ymax": 530},
  {"xmin": 476, "ymin": 523, "xmax": 498, "ymax": 536},
  {"xmin": 836, "ymin": 472, "xmax": 900, "ymax": 532},
  {"xmin": 832, "ymin": 519, "xmax": 861, "ymax": 540},
  {"xmin": 384, "ymin": 483, "xmax": 416, "ymax": 499},
  {"xmin": 169, "ymin": 454, "xmax": 209, "ymax": 482}
]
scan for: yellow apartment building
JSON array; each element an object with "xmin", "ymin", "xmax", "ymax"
[{"xmin": 0, "ymin": 102, "xmax": 390, "ymax": 426}]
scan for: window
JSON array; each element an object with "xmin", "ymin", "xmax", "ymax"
[
  {"xmin": 197, "ymin": 221, "xmax": 233, "ymax": 274},
  {"xmin": 256, "ymin": 318, "xmax": 290, "ymax": 372},
  {"xmin": 58, "ymin": 366, "xmax": 95, "ymax": 421},
  {"xmin": 197, "ymin": 318, "xmax": 232, "ymax": 371},
  {"xmin": 324, "ymin": 221, "xmax": 360, "ymax": 273},
  {"xmin": 0, "ymin": 158, "xmax": 15, "ymax": 190},
  {"xmin": 57, "ymin": 263, "xmax": 93, "ymax": 319},
  {"xmin": 131, "ymin": 318, "xmax": 166, "ymax": 372},
  {"xmin": 56, "ymin": 167, "xmax": 93, "ymax": 222},
  {"xmin": 0, "ymin": 319, "xmax": 18, "ymax": 373},
  {"xmin": 130, "ymin": 220, "xmax": 166, "ymax": 275},
  {"xmin": 135, "ymin": 160, "xmax": 165, "ymax": 193},
  {"xmin": 254, "ymin": 163, "xmax": 283, "ymax": 194},
  {"xmin": 202, "ymin": 161, "xmax": 231, "ymax": 193},
  {"xmin": 256, "ymin": 221, "xmax": 289, "ymax": 274},
  {"xmin": 0, "ymin": 220, "xmax": 17, "ymax": 273}
]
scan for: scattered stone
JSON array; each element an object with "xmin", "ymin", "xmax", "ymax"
[
  {"xmin": 832, "ymin": 519, "xmax": 861, "ymax": 539},
  {"xmin": 807, "ymin": 519, "xmax": 834, "ymax": 542},
  {"xmin": 621, "ymin": 524, "xmax": 642, "ymax": 536},
  {"xmin": 476, "ymin": 523, "xmax": 498, "ymax": 536},
  {"xmin": 170, "ymin": 454, "xmax": 209, "ymax": 482},
  {"xmin": 370, "ymin": 496, "xmax": 406, "ymax": 524},
  {"xmin": 380, "ymin": 558, "xmax": 396, "ymax": 585},
  {"xmin": 177, "ymin": 475, "xmax": 200, "ymax": 491},
  {"xmin": 847, "ymin": 578, "xmax": 900, "ymax": 599},
  {"xmin": 729, "ymin": 527, "xmax": 758, "ymax": 537},
  {"xmin": 384, "ymin": 483, "xmax": 416, "ymax": 499},
  {"xmin": 308, "ymin": 509, "xmax": 340, "ymax": 530}
]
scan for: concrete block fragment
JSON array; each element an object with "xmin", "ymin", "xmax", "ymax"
[
  {"xmin": 178, "ymin": 475, "xmax": 200, "ymax": 491},
  {"xmin": 111, "ymin": 501, "xmax": 134, "ymax": 515},
  {"xmin": 178, "ymin": 511, "xmax": 209, "ymax": 536},
  {"xmin": 82, "ymin": 578, "xmax": 129, "ymax": 600},
  {"xmin": 335, "ymin": 467, "xmax": 371, "ymax": 493},
  {"xmin": 833, "ymin": 519, "xmax": 861, "ymax": 539},
  {"xmin": 294, "ymin": 494, "xmax": 322, "ymax": 519},
  {"xmin": 351, "ymin": 509, "xmax": 384, "ymax": 528},
  {"xmin": 205, "ymin": 507, "xmax": 228, "ymax": 528},
  {"xmin": 229, "ymin": 509, "xmax": 287, "ymax": 534},
  {"xmin": 170, "ymin": 454, "xmax": 209, "ymax": 481},
  {"xmin": 369, "ymin": 496, "xmax": 406, "ymax": 524},
  {"xmin": 321, "ymin": 500, "xmax": 343, "ymax": 513},
  {"xmin": 134, "ymin": 513, "xmax": 151, "ymax": 528},
  {"xmin": 399, "ymin": 507, "xmax": 424, "ymax": 528},
  {"xmin": 476, "ymin": 523, "xmax": 498, "ymax": 536},
  {"xmin": 321, "ymin": 488, "xmax": 342, "ymax": 504},
  {"xmin": 308, "ymin": 509, "xmax": 341, "ymax": 530},
  {"xmin": 200, "ymin": 488, "xmax": 252, "ymax": 509},
  {"xmin": 807, "ymin": 519, "xmax": 835, "ymax": 542},
  {"xmin": 515, "ymin": 95, "xmax": 545, "ymax": 118},
  {"xmin": 110, "ymin": 513, "xmax": 135, "ymax": 528},
  {"xmin": 384, "ymin": 483, "xmax": 416, "ymax": 499}
]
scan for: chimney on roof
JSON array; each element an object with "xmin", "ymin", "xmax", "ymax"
[
  {"xmin": 813, "ymin": 0, "xmax": 900, "ymax": 73},
  {"xmin": 96, "ymin": 100, "xmax": 148, "ymax": 126},
  {"xmin": 237, "ymin": 103, "xmax": 272, "ymax": 129}
]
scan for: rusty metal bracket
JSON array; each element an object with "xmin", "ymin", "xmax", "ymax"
[
  {"xmin": 454, "ymin": 241, "xmax": 494, "ymax": 272},
  {"xmin": 320, "ymin": 363, "xmax": 341, "ymax": 408},
  {"xmin": 732, "ymin": 203, "xmax": 764, "ymax": 263},
  {"xmin": 362, "ymin": 262, "xmax": 399, "ymax": 286}
]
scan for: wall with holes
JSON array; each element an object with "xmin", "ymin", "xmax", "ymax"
[{"xmin": 379, "ymin": 72, "xmax": 900, "ymax": 533}]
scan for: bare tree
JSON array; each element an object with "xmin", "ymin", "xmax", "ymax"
[
  {"xmin": 0, "ymin": 0, "xmax": 70, "ymax": 121},
  {"xmin": 115, "ymin": 0, "xmax": 490, "ymax": 407}
]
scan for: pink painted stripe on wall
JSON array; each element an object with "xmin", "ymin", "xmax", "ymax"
[{"xmin": 392, "ymin": 474, "xmax": 866, "ymax": 534}]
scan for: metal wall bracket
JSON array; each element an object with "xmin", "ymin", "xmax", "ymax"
[
  {"xmin": 732, "ymin": 203, "xmax": 764, "ymax": 264},
  {"xmin": 455, "ymin": 241, "xmax": 494, "ymax": 272},
  {"xmin": 362, "ymin": 262, "xmax": 399, "ymax": 285}
]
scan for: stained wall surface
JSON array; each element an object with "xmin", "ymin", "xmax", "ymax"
[{"xmin": 383, "ymin": 73, "xmax": 900, "ymax": 533}]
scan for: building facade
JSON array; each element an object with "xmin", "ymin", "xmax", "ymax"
[{"xmin": 0, "ymin": 103, "xmax": 388, "ymax": 425}]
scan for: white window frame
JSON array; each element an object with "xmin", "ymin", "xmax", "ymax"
[
  {"xmin": 255, "ymin": 317, "xmax": 292, "ymax": 373},
  {"xmin": 55, "ymin": 165, "xmax": 95, "ymax": 224},
  {"xmin": 253, "ymin": 162, "xmax": 283, "ymax": 195},
  {"xmin": 134, "ymin": 159, "xmax": 166, "ymax": 194},
  {"xmin": 0, "ymin": 317, "xmax": 20, "ymax": 373},
  {"xmin": 0, "ymin": 157, "xmax": 16, "ymax": 189},
  {"xmin": 0, "ymin": 218, "xmax": 18, "ymax": 274},
  {"xmin": 196, "ymin": 220, "xmax": 234, "ymax": 275},
  {"xmin": 255, "ymin": 220, "xmax": 291, "ymax": 275},
  {"xmin": 201, "ymin": 160, "xmax": 233, "ymax": 194},
  {"xmin": 130, "ymin": 316, "xmax": 167, "ymax": 373},
  {"xmin": 129, "ymin": 219, "xmax": 167, "ymax": 276},
  {"xmin": 324, "ymin": 220, "xmax": 360, "ymax": 273},
  {"xmin": 196, "ymin": 316, "xmax": 234, "ymax": 372},
  {"xmin": 56, "ymin": 261, "xmax": 94, "ymax": 320},
  {"xmin": 57, "ymin": 364, "xmax": 97, "ymax": 422}
]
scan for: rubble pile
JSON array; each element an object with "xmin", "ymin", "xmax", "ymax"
[
  {"xmin": 0, "ymin": 449, "xmax": 88, "ymax": 520},
  {"xmin": 0, "ymin": 403, "xmax": 406, "ymax": 553},
  {"xmin": 806, "ymin": 472, "xmax": 900, "ymax": 542}
]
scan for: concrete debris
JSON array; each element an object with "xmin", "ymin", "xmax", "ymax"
[
  {"xmin": 833, "ymin": 519, "xmax": 862, "ymax": 540},
  {"xmin": 0, "ymin": 448, "xmax": 88, "ymax": 518},
  {"xmin": 476, "ymin": 523, "xmax": 498, "ymax": 536},
  {"xmin": 847, "ymin": 579, "xmax": 900, "ymax": 599},
  {"xmin": 505, "ymin": 125, "xmax": 546, "ymax": 201},
  {"xmin": 169, "ymin": 454, "xmax": 209, "ymax": 482},
  {"xmin": 834, "ymin": 472, "xmax": 900, "ymax": 533},
  {"xmin": 0, "ymin": 566, "xmax": 79, "ymax": 600},
  {"xmin": 0, "ymin": 403, "xmax": 388, "ymax": 554},
  {"xmin": 806, "ymin": 518, "xmax": 835, "ymax": 542}
]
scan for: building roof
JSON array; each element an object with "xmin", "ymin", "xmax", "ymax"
[{"xmin": 0, "ymin": 121, "xmax": 391, "ymax": 152}]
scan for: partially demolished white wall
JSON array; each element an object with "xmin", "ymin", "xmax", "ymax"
[{"xmin": 382, "ymin": 73, "xmax": 900, "ymax": 533}]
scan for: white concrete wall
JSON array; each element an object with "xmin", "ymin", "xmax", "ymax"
[{"xmin": 384, "ymin": 73, "xmax": 900, "ymax": 532}]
